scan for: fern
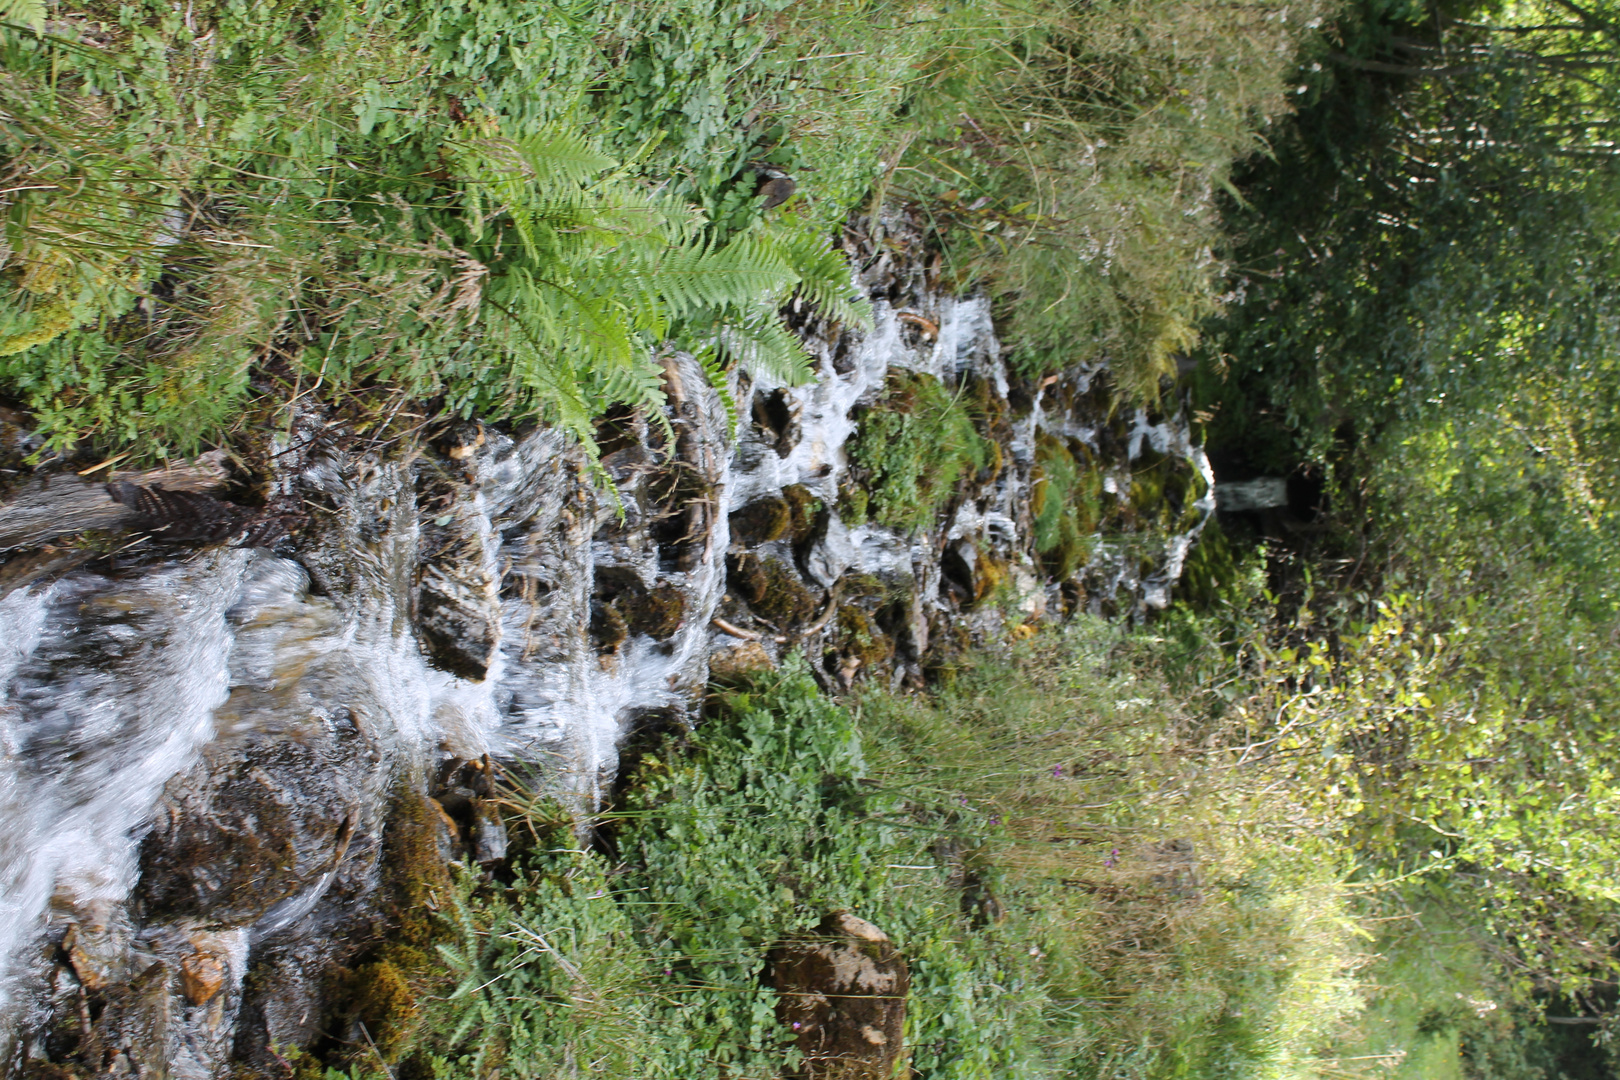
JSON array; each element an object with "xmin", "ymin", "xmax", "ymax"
[
  {"xmin": 0, "ymin": 0, "xmax": 45, "ymax": 31},
  {"xmin": 713, "ymin": 307, "xmax": 817, "ymax": 387},
  {"xmin": 448, "ymin": 120, "xmax": 869, "ymax": 459},
  {"xmin": 696, "ymin": 346, "xmax": 740, "ymax": 439},
  {"xmin": 756, "ymin": 227, "xmax": 874, "ymax": 329}
]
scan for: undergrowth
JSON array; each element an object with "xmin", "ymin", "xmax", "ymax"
[
  {"xmin": 1, "ymin": 0, "xmax": 1335, "ymax": 458},
  {"xmin": 363, "ymin": 621, "xmax": 1372, "ymax": 1080}
]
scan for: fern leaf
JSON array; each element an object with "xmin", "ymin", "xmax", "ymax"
[
  {"xmin": 715, "ymin": 308, "xmax": 816, "ymax": 387},
  {"xmin": 760, "ymin": 227, "xmax": 873, "ymax": 328},
  {"xmin": 696, "ymin": 345, "xmax": 740, "ymax": 440},
  {"xmin": 514, "ymin": 129, "xmax": 615, "ymax": 186},
  {"xmin": 1, "ymin": 0, "xmax": 45, "ymax": 30}
]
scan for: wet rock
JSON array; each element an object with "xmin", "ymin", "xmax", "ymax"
[
  {"xmin": 415, "ymin": 479, "xmax": 501, "ymax": 680},
  {"xmin": 416, "ymin": 558, "xmax": 501, "ymax": 681},
  {"xmin": 769, "ymin": 912, "xmax": 910, "ymax": 1080},
  {"xmin": 180, "ymin": 950, "xmax": 227, "ymax": 1006},
  {"xmin": 803, "ymin": 514, "xmax": 857, "ymax": 589},
  {"xmin": 136, "ymin": 737, "xmax": 367, "ymax": 928},
  {"xmin": 60, "ymin": 912, "xmax": 127, "ymax": 992},
  {"xmin": 428, "ymin": 797, "xmax": 464, "ymax": 864},
  {"xmin": 0, "ymin": 451, "xmax": 229, "ymax": 551},
  {"xmin": 752, "ymin": 387, "xmax": 802, "ymax": 457},
  {"xmin": 472, "ymin": 800, "xmax": 507, "ymax": 866},
  {"xmin": 593, "ymin": 566, "xmax": 687, "ymax": 642}
]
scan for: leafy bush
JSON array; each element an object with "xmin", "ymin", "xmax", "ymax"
[
  {"xmin": 895, "ymin": 0, "xmax": 1329, "ymax": 396},
  {"xmin": 378, "ymin": 622, "xmax": 1374, "ymax": 1080},
  {"xmin": 396, "ymin": 661, "xmax": 1047, "ymax": 1078}
]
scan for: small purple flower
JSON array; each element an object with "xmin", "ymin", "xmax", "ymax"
[
  {"xmin": 792, "ymin": 1021, "xmax": 802, "ymax": 1030},
  {"xmin": 957, "ymin": 796, "xmax": 969, "ymax": 806},
  {"xmin": 1103, "ymin": 847, "xmax": 1119, "ymax": 868},
  {"xmin": 988, "ymin": 815, "xmax": 1001, "ymax": 826},
  {"xmin": 1051, "ymin": 765, "xmax": 1063, "ymax": 779},
  {"xmin": 663, "ymin": 968, "xmax": 672, "ymax": 977}
]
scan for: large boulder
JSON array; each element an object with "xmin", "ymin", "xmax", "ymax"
[{"xmin": 768, "ymin": 912, "xmax": 910, "ymax": 1080}]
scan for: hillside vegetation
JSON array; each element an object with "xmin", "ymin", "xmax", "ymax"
[{"xmin": 9, "ymin": 0, "xmax": 1620, "ymax": 1077}]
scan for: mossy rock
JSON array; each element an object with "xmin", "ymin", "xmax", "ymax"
[
  {"xmin": 781, "ymin": 483, "xmax": 821, "ymax": 544},
  {"xmin": 839, "ymin": 573, "xmax": 891, "ymax": 603},
  {"xmin": 843, "ymin": 369, "xmax": 990, "ymax": 533},
  {"xmin": 344, "ymin": 953, "xmax": 421, "ymax": 1063},
  {"xmin": 730, "ymin": 496, "xmax": 792, "ymax": 545},
  {"xmin": 727, "ymin": 551, "xmax": 769, "ymax": 605},
  {"xmin": 379, "ymin": 788, "xmax": 456, "ymax": 951},
  {"xmin": 837, "ymin": 481, "xmax": 870, "ymax": 527},
  {"xmin": 753, "ymin": 557, "xmax": 819, "ymax": 628},
  {"xmin": 619, "ymin": 585, "xmax": 686, "ymax": 640},
  {"xmin": 833, "ymin": 605, "xmax": 893, "ymax": 667},
  {"xmin": 590, "ymin": 600, "xmax": 629, "ymax": 654}
]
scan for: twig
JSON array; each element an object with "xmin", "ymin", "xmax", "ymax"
[{"xmin": 711, "ymin": 617, "xmax": 761, "ymax": 641}]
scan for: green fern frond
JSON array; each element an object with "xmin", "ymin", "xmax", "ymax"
[
  {"xmin": 600, "ymin": 357, "xmax": 676, "ymax": 444},
  {"xmin": 649, "ymin": 240, "xmax": 796, "ymax": 320},
  {"xmin": 0, "ymin": 0, "xmax": 45, "ymax": 31},
  {"xmin": 696, "ymin": 346, "xmax": 740, "ymax": 440},
  {"xmin": 714, "ymin": 308, "xmax": 816, "ymax": 387},
  {"xmin": 758, "ymin": 227, "xmax": 873, "ymax": 329},
  {"xmin": 513, "ymin": 129, "xmax": 615, "ymax": 186}
]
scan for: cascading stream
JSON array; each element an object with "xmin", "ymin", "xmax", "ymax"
[{"xmin": 0, "ymin": 274, "xmax": 1216, "ymax": 1071}]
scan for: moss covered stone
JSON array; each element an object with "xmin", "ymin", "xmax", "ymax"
[
  {"xmin": 727, "ymin": 552, "xmax": 769, "ymax": 606},
  {"xmin": 781, "ymin": 483, "xmax": 821, "ymax": 544},
  {"xmin": 753, "ymin": 558, "xmax": 819, "ymax": 628},
  {"xmin": 620, "ymin": 585, "xmax": 686, "ymax": 640},
  {"xmin": 590, "ymin": 600, "xmax": 629, "ymax": 654},
  {"xmin": 834, "ymin": 605, "xmax": 894, "ymax": 667},
  {"xmin": 730, "ymin": 496, "xmax": 792, "ymax": 545},
  {"xmin": 842, "ymin": 369, "xmax": 990, "ymax": 533},
  {"xmin": 380, "ymin": 788, "xmax": 456, "ymax": 952}
]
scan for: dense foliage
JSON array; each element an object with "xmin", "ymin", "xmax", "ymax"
[{"xmin": 1190, "ymin": 0, "xmax": 1620, "ymax": 1066}]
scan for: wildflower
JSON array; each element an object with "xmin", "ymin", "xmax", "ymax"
[{"xmin": 1051, "ymin": 764, "xmax": 1063, "ymax": 779}]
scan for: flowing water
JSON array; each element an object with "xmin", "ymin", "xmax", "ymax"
[{"xmin": 0, "ymin": 279, "xmax": 1216, "ymax": 1070}]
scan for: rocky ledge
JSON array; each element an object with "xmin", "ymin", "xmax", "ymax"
[{"xmin": 0, "ymin": 212, "xmax": 1211, "ymax": 1076}]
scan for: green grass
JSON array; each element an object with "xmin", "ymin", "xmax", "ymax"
[
  {"xmin": 341, "ymin": 621, "xmax": 1380, "ymax": 1080},
  {"xmin": 0, "ymin": 0, "xmax": 1335, "ymax": 457}
]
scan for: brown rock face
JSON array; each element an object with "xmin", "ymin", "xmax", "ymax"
[
  {"xmin": 181, "ymin": 951, "xmax": 227, "ymax": 1006},
  {"xmin": 768, "ymin": 913, "xmax": 910, "ymax": 1080}
]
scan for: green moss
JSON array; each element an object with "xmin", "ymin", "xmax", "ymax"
[
  {"xmin": 346, "ymin": 952, "xmax": 424, "ymax": 1063},
  {"xmin": 973, "ymin": 551, "xmax": 1009, "ymax": 605},
  {"xmin": 838, "ymin": 482, "xmax": 871, "ymax": 527},
  {"xmin": 591, "ymin": 601, "xmax": 630, "ymax": 654},
  {"xmin": 844, "ymin": 370, "xmax": 991, "ymax": 533},
  {"xmin": 834, "ymin": 604, "xmax": 894, "ymax": 667},
  {"xmin": 840, "ymin": 573, "xmax": 890, "ymax": 602},
  {"xmin": 619, "ymin": 585, "xmax": 686, "ymax": 640},
  {"xmin": 752, "ymin": 557, "xmax": 818, "ymax": 627},
  {"xmin": 730, "ymin": 496, "xmax": 792, "ymax": 545},
  {"xmin": 781, "ymin": 484, "xmax": 821, "ymax": 544},
  {"xmin": 380, "ymin": 788, "xmax": 455, "ymax": 952},
  {"xmin": 1032, "ymin": 432, "xmax": 1101, "ymax": 579},
  {"xmin": 727, "ymin": 552, "xmax": 769, "ymax": 606}
]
